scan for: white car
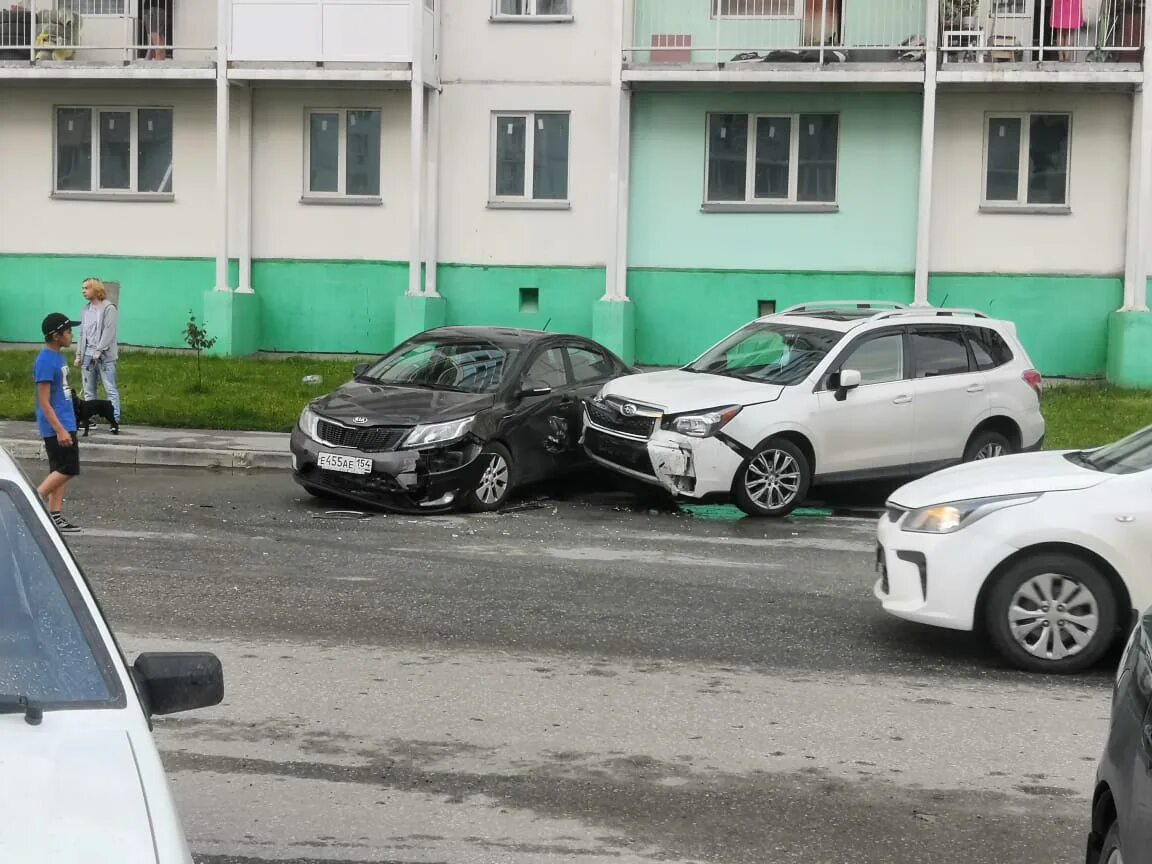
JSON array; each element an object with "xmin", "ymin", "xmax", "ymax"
[
  {"xmin": 0, "ymin": 446, "xmax": 223, "ymax": 861},
  {"xmin": 876, "ymin": 425, "xmax": 1152, "ymax": 673},
  {"xmin": 583, "ymin": 301, "xmax": 1045, "ymax": 517}
]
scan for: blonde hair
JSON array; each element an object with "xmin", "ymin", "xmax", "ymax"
[{"xmin": 83, "ymin": 277, "xmax": 107, "ymax": 301}]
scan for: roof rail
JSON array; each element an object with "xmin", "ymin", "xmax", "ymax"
[
  {"xmin": 779, "ymin": 300, "xmax": 907, "ymax": 314},
  {"xmin": 872, "ymin": 308, "xmax": 990, "ymax": 321}
]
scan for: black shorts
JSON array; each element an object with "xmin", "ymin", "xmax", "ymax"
[{"xmin": 44, "ymin": 434, "xmax": 80, "ymax": 477}]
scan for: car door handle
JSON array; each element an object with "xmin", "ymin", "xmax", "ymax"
[
  {"xmin": 967, "ymin": 384, "xmax": 985, "ymax": 393},
  {"xmin": 893, "ymin": 395, "xmax": 912, "ymax": 405}
]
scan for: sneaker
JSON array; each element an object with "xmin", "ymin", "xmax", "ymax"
[{"xmin": 51, "ymin": 513, "xmax": 80, "ymax": 533}]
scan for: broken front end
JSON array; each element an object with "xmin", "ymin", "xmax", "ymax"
[{"xmin": 290, "ymin": 410, "xmax": 490, "ymax": 512}]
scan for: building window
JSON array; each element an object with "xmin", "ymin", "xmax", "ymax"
[
  {"xmin": 984, "ymin": 113, "xmax": 1070, "ymax": 208},
  {"xmin": 705, "ymin": 113, "xmax": 838, "ymax": 205},
  {"xmin": 493, "ymin": 0, "xmax": 572, "ymax": 17},
  {"xmin": 491, "ymin": 112, "xmax": 570, "ymax": 204},
  {"xmin": 305, "ymin": 109, "xmax": 382, "ymax": 199},
  {"xmin": 713, "ymin": 0, "xmax": 798, "ymax": 18},
  {"xmin": 54, "ymin": 106, "xmax": 173, "ymax": 196}
]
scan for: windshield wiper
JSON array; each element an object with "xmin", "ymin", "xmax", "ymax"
[
  {"xmin": 1064, "ymin": 451, "xmax": 1100, "ymax": 472},
  {"xmin": 0, "ymin": 694, "xmax": 43, "ymax": 725}
]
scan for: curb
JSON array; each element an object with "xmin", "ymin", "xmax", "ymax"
[{"xmin": 0, "ymin": 438, "xmax": 290, "ymax": 472}]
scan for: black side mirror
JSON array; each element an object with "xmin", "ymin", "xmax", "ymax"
[
  {"xmin": 133, "ymin": 652, "xmax": 223, "ymax": 717},
  {"xmin": 353, "ymin": 363, "xmax": 369, "ymax": 377}
]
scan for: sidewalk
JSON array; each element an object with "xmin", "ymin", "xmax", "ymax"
[{"xmin": 0, "ymin": 420, "xmax": 290, "ymax": 471}]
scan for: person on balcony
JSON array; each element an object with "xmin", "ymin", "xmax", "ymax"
[
  {"xmin": 1050, "ymin": 0, "xmax": 1084, "ymax": 61},
  {"xmin": 144, "ymin": 2, "xmax": 167, "ymax": 60}
]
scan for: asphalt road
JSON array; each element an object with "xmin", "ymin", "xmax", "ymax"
[{"xmin": 40, "ymin": 462, "xmax": 1114, "ymax": 864}]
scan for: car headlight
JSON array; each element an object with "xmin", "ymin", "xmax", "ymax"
[
  {"xmin": 402, "ymin": 416, "xmax": 476, "ymax": 449},
  {"xmin": 901, "ymin": 494, "xmax": 1041, "ymax": 534},
  {"xmin": 662, "ymin": 405, "xmax": 742, "ymax": 438},
  {"xmin": 298, "ymin": 406, "xmax": 321, "ymax": 440}
]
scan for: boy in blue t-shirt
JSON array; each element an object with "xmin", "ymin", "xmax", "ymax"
[{"xmin": 35, "ymin": 312, "xmax": 82, "ymax": 533}]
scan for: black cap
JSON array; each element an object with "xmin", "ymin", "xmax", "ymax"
[{"xmin": 42, "ymin": 313, "xmax": 81, "ymax": 337}]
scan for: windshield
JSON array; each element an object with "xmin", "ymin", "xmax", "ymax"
[
  {"xmin": 686, "ymin": 323, "xmax": 844, "ymax": 386},
  {"xmin": 0, "ymin": 482, "xmax": 120, "ymax": 707},
  {"xmin": 360, "ymin": 340, "xmax": 514, "ymax": 394},
  {"xmin": 1077, "ymin": 425, "xmax": 1152, "ymax": 474}
]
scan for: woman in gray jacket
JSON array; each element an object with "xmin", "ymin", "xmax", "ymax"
[{"xmin": 75, "ymin": 277, "xmax": 121, "ymax": 425}]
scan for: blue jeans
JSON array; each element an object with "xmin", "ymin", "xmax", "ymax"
[{"xmin": 82, "ymin": 358, "xmax": 121, "ymax": 422}]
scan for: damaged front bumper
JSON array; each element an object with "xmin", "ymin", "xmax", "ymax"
[
  {"xmin": 581, "ymin": 413, "xmax": 743, "ymax": 501},
  {"xmin": 290, "ymin": 428, "xmax": 488, "ymax": 513}
]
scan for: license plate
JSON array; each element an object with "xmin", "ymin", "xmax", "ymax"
[{"xmin": 317, "ymin": 452, "xmax": 372, "ymax": 475}]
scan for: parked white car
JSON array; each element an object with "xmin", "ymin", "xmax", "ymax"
[
  {"xmin": 582, "ymin": 301, "xmax": 1045, "ymax": 517},
  {"xmin": 0, "ymin": 446, "xmax": 223, "ymax": 861},
  {"xmin": 876, "ymin": 425, "xmax": 1152, "ymax": 673}
]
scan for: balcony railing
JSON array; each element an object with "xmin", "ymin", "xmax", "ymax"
[
  {"xmin": 0, "ymin": 0, "xmax": 215, "ymax": 65},
  {"xmin": 627, "ymin": 0, "xmax": 1143, "ymax": 66},
  {"xmin": 940, "ymin": 0, "xmax": 1143, "ymax": 63}
]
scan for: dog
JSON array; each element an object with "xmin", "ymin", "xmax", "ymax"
[{"xmin": 75, "ymin": 398, "xmax": 119, "ymax": 437}]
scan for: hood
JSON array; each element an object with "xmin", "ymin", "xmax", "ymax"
[
  {"xmin": 890, "ymin": 450, "xmax": 1109, "ymax": 509},
  {"xmin": 0, "ymin": 723, "xmax": 157, "ymax": 862},
  {"xmin": 601, "ymin": 370, "xmax": 784, "ymax": 414},
  {"xmin": 312, "ymin": 381, "xmax": 496, "ymax": 426}
]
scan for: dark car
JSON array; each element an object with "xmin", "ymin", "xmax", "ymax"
[
  {"xmin": 1087, "ymin": 605, "xmax": 1152, "ymax": 864},
  {"xmin": 290, "ymin": 327, "xmax": 634, "ymax": 513}
]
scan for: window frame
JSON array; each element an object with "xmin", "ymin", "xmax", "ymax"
[
  {"xmin": 523, "ymin": 346, "xmax": 571, "ymax": 391},
  {"xmin": 59, "ymin": 0, "xmax": 126, "ymax": 17},
  {"xmin": 711, "ymin": 0, "xmax": 802, "ymax": 20},
  {"xmin": 489, "ymin": 110, "xmax": 572, "ymax": 209},
  {"xmin": 820, "ymin": 327, "xmax": 909, "ymax": 391},
  {"xmin": 52, "ymin": 105, "xmax": 174, "ymax": 200},
  {"xmin": 703, "ymin": 111, "xmax": 840, "ymax": 209},
  {"xmin": 981, "ymin": 111, "xmax": 1072, "ymax": 211},
  {"xmin": 490, "ymin": 0, "xmax": 574, "ymax": 22},
  {"xmin": 302, "ymin": 107, "xmax": 384, "ymax": 205},
  {"xmin": 563, "ymin": 343, "xmax": 615, "ymax": 385}
]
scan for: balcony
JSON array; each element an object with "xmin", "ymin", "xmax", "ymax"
[
  {"xmin": 626, "ymin": 0, "xmax": 1143, "ymax": 76},
  {"xmin": 228, "ymin": 0, "xmax": 437, "ymax": 73},
  {"xmin": 0, "ymin": 0, "xmax": 215, "ymax": 71}
]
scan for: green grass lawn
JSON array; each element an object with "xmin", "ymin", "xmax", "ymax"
[{"xmin": 0, "ymin": 348, "xmax": 1149, "ymax": 445}]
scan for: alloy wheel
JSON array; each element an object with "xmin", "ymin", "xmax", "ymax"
[
  {"xmin": 976, "ymin": 442, "xmax": 1006, "ymax": 459},
  {"xmin": 1007, "ymin": 573, "xmax": 1100, "ymax": 661},
  {"xmin": 476, "ymin": 454, "xmax": 510, "ymax": 505},
  {"xmin": 744, "ymin": 449, "xmax": 802, "ymax": 512}
]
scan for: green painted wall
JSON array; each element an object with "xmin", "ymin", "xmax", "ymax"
[
  {"xmin": 253, "ymin": 260, "xmax": 407, "ymax": 354},
  {"xmin": 629, "ymin": 92, "xmax": 923, "ymax": 272},
  {"xmin": 436, "ymin": 264, "xmax": 605, "ymax": 336},
  {"xmin": 628, "ymin": 269, "xmax": 913, "ymax": 366},
  {"xmin": 0, "ymin": 254, "xmax": 212, "ymax": 348},
  {"xmin": 927, "ymin": 274, "xmax": 1121, "ymax": 379}
]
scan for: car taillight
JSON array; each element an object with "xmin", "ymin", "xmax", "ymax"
[{"xmin": 1022, "ymin": 369, "xmax": 1042, "ymax": 398}]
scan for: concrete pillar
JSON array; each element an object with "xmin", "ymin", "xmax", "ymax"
[{"xmin": 912, "ymin": 0, "xmax": 940, "ymax": 307}]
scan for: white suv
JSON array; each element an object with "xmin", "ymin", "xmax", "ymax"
[{"xmin": 582, "ymin": 301, "xmax": 1045, "ymax": 517}]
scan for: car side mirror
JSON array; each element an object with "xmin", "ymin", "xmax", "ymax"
[
  {"xmin": 839, "ymin": 369, "xmax": 862, "ymax": 390},
  {"xmin": 133, "ymin": 652, "xmax": 223, "ymax": 717},
  {"xmin": 353, "ymin": 363, "xmax": 369, "ymax": 377}
]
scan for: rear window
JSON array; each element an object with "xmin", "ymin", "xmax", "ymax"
[
  {"xmin": 967, "ymin": 327, "xmax": 1014, "ymax": 370},
  {"xmin": 0, "ymin": 481, "xmax": 122, "ymax": 708}
]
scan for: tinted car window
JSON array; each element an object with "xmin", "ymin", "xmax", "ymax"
[
  {"xmin": 0, "ymin": 483, "xmax": 118, "ymax": 706},
  {"xmin": 839, "ymin": 333, "xmax": 904, "ymax": 386},
  {"xmin": 524, "ymin": 348, "xmax": 568, "ymax": 389},
  {"xmin": 567, "ymin": 346, "xmax": 615, "ymax": 384},
  {"xmin": 967, "ymin": 327, "xmax": 1014, "ymax": 370},
  {"xmin": 911, "ymin": 329, "xmax": 971, "ymax": 378}
]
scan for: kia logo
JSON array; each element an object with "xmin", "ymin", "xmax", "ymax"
[
  {"xmin": 621, "ymin": 404, "xmax": 637, "ymax": 417},
  {"xmin": 354, "ymin": 416, "xmax": 368, "ymax": 424}
]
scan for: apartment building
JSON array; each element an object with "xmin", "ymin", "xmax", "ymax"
[{"xmin": 0, "ymin": 1, "xmax": 1150, "ymax": 384}]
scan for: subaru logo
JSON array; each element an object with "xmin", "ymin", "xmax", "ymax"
[
  {"xmin": 621, "ymin": 404, "xmax": 637, "ymax": 417},
  {"xmin": 353, "ymin": 416, "xmax": 368, "ymax": 424}
]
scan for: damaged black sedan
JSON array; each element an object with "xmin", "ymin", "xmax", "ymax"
[{"xmin": 290, "ymin": 327, "xmax": 633, "ymax": 513}]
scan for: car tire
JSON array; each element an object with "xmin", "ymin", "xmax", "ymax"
[
  {"xmin": 463, "ymin": 442, "xmax": 515, "ymax": 513},
  {"xmin": 984, "ymin": 552, "xmax": 1118, "ymax": 674},
  {"xmin": 732, "ymin": 438, "xmax": 811, "ymax": 518},
  {"xmin": 1101, "ymin": 821, "xmax": 1123, "ymax": 864},
  {"xmin": 963, "ymin": 429, "xmax": 1014, "ymax": 462}
]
